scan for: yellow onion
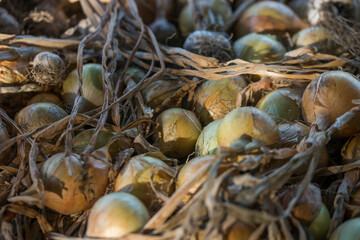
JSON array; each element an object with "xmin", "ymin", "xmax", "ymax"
[
  {"xmin": 15, "ymin": 103, "xmax": 67, "ymax": 133},
  {"xmin": 176, "ymin": 155, "xmax": 217, "ymax": 203},
  {"xmin": 302, "ymin": 71, "xmax": 360, "ymax": 135},
  {"xmin": 28, "ymin": 93, "xmax": 62, "ymax": 105},
  {"xmin": 280, "ymin": 183, "xmax": 322, "ymax": 225},
  {"xmin": 86, "ymin": 192, "xmax": 150, "ymax": 238},
  {"xmin": 62, "ymin": 63, "xmax": 104, "ymax": 113},
  {"xmin": 114, "ymin": 153, "xmax": 175, "ymax": 211},
  {"xmin": 279, "ymin": 122, "xmax": 310, "ymax": 148},
  {"xmin": 329, "ymin": 218, "xmax": 360, "ymax": 240},
  {"xmin": 141, "ymin": 79, "xmax": 185, "ymax": 109},
  {"xmin": 178, "ymin": 0, "xmax": 232, "ymax": 35},
  {"xmin": 217, "ymin": 107, "xmax": 280, "ymax": 147},
  {"xmin": 234, "ymin": 1, "xmax": 307, "ymax": 38},
  {"xmin": 256, "ymin": 88, "xmax": 301, "ymax": 123},
  {"xmin": 40, "ymin": 152, "xmax": 109, "ymax": 215},
  {"xmin": 308, "ymin": 203, "xmax": 331, "ymax": 240},
  {"xmin": 233, "ymin": 33, "xmax": 286, "ymax": 63},
  {"xmin": 183, "ymin": 30, "xmax": 232, "ymax": 62},
  {"xmin": 195, "ymin": 119, "xmax": 222, "ymax": 156},
  {"xmin": 0, "ymin": 119, "xmax": 11, "ymax": 163},
  {"xmin": 341, "ymin": 135, "xmax": 360, "ymax": 165},
  {"xmin": 153, "ymin": 108, "xmax": 202, "ymax": 159},
  {"xmin": 193, "ymin": 76, "xmax": 247, "ymax": 125}
]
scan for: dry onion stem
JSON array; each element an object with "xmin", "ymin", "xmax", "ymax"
[{"xmin": 1, "ymin": 0, "xmax": 360, "ymax": 239}]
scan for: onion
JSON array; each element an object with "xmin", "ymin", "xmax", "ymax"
[
  {"xmin": 176, "ymin": 155, "xmax": 217, "ymax": 203},
  {"xmin": 62, "ymin": 63, "xmax": 104, "ymax": 113},
  {"xmin": 234, "ymin": 1, "xmax": 307, "ymax": 38},
  {"xmin": 141, "ymin": 79, "xmax": 185, "ymax": 109},
  {"xmin": 195, "ymin": 119, "xmax": 222, "ymax": 156},
  {"xmin": 256, "ymin": 88, "xmax": 301, "ymax": 124},
  {"xmin": 40, "ymin": 152, "xmax": 109, "ymax": 215},
  {"xmin": 288, "ymin": 0, "xmax": 310, "ymax": 21},
  {"xmin": 183, "ymin": 30, "xmax": 232, "ymax": 62},
  {"xmin": 178, "ymin": 0, "xmax": 232, "ymax": 35},
  {"xmin": 279, "ymin": 122, "xmax": 310, "ymax": 148},
  {"xmin": 341, "ymin": 135, "xmax": 360, "ymax": 165},
  {"xmin": 15, "ymin": 103, "xmax": 68, "ymax": 133},
  {"xmin": 86, "ymin": 192, "xmax": 150, "ymax": 238},
  {"xmin": 193, "ymin": 76, "xmax": 247, "ymax": 125},
  {"xmin": 0, "ymin": 119, "xmax": 11, "ymax": 163},
  {"xmin": 308, "ymin": 203, "xmax": 331, "ymax": 240},
  {"xmin": 302, "ymin": 71, "xmax": 360, "ymax": 135},
  {"xmin": 28, "ymin": 93, "xmax": 62, "ymax": 105},
  {"xmin": 292, "ymin": 26, "xmax": 330, "ymax": 48},
  {"xmin": 153, "ymin": 108, "xmax": 202, "ymax": 159},
  {"xmin": 226, "ymin": 222, "xmax": 255, "ymax": 240},
  {"xmin": 32, "ymin": 52, "xmax": 66, "ymax": 86},
  {"xmin": 329, "ymin": 218, "xmax": 360, "ymax": 240},
  {"xmin": 280, "ymin": 183, "xmax": 322, "ymax": 225},
  {"xmin": 114, "ymin": 153, "xmax": 175, "ymax": 211},
  {"xmin": 217, "ymin": 107, "xmax": 280, "ymax": 147},
  {"xmin": 233, "ymin": 33, "xmax": 286, "ymax": 63}
]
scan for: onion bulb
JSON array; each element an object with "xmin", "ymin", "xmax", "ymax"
[
  {"xmin": 183, "ymin": 30, "xmax": 232, "ymax": 62},
  {"xmin": 176, "ymin": 155, "xmax": 217, "ymax": 203},
  {"xmin": 234, "ymin": 1, "xmax": 307, "ymax": 38},
  {"xmin": 62, "ymin": 63, "xmax": 104, "ymax": 113},
  {"xmin": 233, "ymin": 33, "xmax": 286, "ymax": 63},
  {"xmin": 302, "ymin": 71, "xmax": 360, "ymax": 135},
  {"xmin": 293, "ymin": 26, "xmax": 329, "ymax": 48},
  {"xmin": 15, "ymin": 103, "xmax": 67, "ymax": 133},
  {"xmin": 28, "ymin": 93, "xmax": 62, "ymax": 105},
  {"xmin": 153, "ymin": 108, "xmax": 202, "ymax": 159},
  {"xmin": 256, "ymin": 88, "xmax": 301, "ymax": 123},
  {"xmin": 193, "ymin": 76, "xmax": 247, "ymax": 125},
  {"xmin": 86, "ymin": 192, "xmax": 150, "ymax": 238},
  {"xmin": 114, "ymin": 153, "xmax": 175, "ymax": 211},
  {"xmin": 32, "ymin": 52, "xmax": 66, "ymax": 86},
  {"xmin": 0, "ymin": 119, "xmax": 11, "ymax": 163},
  {"xmin": 195, "ymin": 119, "xmax": 222, "ymax": 156},
  {"xmin": 226, "ymin": 222, "xmax": 255, "ymax": 240},
  {"xmin": 178, "ymin": 0, "xmax": 232, "ymax": 35},
  {"xmin": 280, "ymin": 183, "xmax": 322, "ymax": 225},
  {"xmin": 217, "ymin": 107, "xmax": 280, "ymax": 147},
  {"xmin": 40, "ymin": 152, "xmax": 109, "ymax": 215},
  {"xmin": 341, "ymin": 135, "xmax": 360, "ymax": 165},
  {"xmin": 329, "ymin": 217, "xmax": 360, "ymax": 240},
  {"xmin": 308, "ymin": 203, "xmax": 331, "ymax": 240}
]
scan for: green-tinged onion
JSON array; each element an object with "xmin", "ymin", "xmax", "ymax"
[
  {"xmin": 329, "ymin": 217, "xmax": 360, "ymax": 240},
  {"xmin": 308, "ymin": 203, "xmax": 331, "ymax": 240},
  {"xmin": 195, "ymin": 119, "xmax": 222, "ymax": 156},
  {"xmin": 62, "ymin": 63, "xmax": 104, "ymax": 113},
  {"xmin": 86, "ymin": 192, "xmax": 150, "ymax": 238}
]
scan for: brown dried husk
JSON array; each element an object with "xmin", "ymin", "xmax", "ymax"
[{"xmin": 1, "ymin": 0, "xmax": 360, "ymax": 239}]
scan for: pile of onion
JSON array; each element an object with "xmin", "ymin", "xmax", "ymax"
[
  {"xmin": 86, "ymin": 192, "xmax": 150, "ymax": 238},
  {"xmin": 153, "ymin": 108, "xmax": 202, "ymax": 159},
  {"xmin": 40, "ymin": 152, "xmax": 109, "ymax": 215}
]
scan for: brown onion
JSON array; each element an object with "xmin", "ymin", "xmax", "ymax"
[
  {"xmin": 153, "ymin": 108, "xmax": 202, "ymax": 159},
  {"xmin": 86, "ymin": 192, "xmax": 150, "ymax": 238},
  {"xmin": 40, "ymin": 152, "xmax": 109, "ymax": 215},
  {"xmin": 302, "ymin": 71, "xmax": 360, "ymax": 135},
  {"xmin": 217, "ymin": 107, "xmax": 280, "ymax": 147},
  {"xmin": 114, "ymin": 153, "xmax": 175, "ymax": 211},
  {"xmin": 234, "ymin": 1, "xmax": 307, "ymax": 38},
  {"xmin": 193, "ymin": 76, "xmax": 247, "ymax": 125}
]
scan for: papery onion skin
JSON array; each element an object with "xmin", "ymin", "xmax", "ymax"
[
  {"xmin": 329, "ymin": 217, "xmax": 360, "ymax": 240},
  {"xmin": 217, "ymin": 107, "xmax": 280, "ymax": 147},
  {"xmin": 62, "ymin": 63, "xmax": 104, "ymax": 113},
  {"xmin": 308, "ymin": 203, "xmax": 331, "ymax": 240},
  {"xmin": 234, "ymin": 1, "xmax": 307, "ymax": 38},
  {"xmin": 41, "ymin": 152, "xmax": 109, "ymax": 215},
  {"xmin": 279, "ymin": 122, "xmax": 310, "ymax": 148},
  {"xmin": 302, "ymin": 71, "xmax": 360, "ymax": 135},
  {"xmin": 114, "ymin": 154, "xmax": 174, "ymax": 211},
  {"xmin": 15, "ymin": 103, "xmax": 68, "ymax": 133},
  {"xmin": 233, "ymin": 33, "xmax": 286, "ymax": 63},
  {"xmin": 86, "ymin": 192, "xmax": 150, "ymax": 238},
  {"xmin": 193, "ymin": 76, "xmax": 247, "ymax": 125},
  {"xmin": 154, "ymin": 108, "xmax": 202, "ymax": 159},
  {"xmin": 341, "ymin": 135, "xmax": 360, "ymax": 165},
  {"xmin": 195, "ymin": 119, "xmax": 222, "ymax": 156},
  {"xmin": 256, "ymin": 88, "xmax": 301, "ymax": 124}
]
